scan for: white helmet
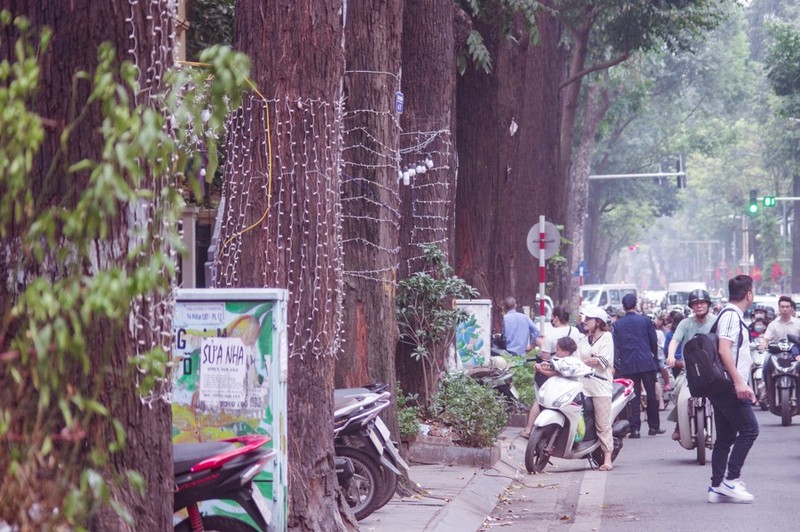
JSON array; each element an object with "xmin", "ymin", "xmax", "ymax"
[{"xmin": 582, "ymin": 305, "xmax": 609, "ymax": 324}]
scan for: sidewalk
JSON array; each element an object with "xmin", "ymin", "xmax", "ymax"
[{"xmin": 358, "ymin": 427, "xmax": 525, "ymax": 532}]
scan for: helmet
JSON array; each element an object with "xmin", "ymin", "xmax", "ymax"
[
  {"xmin": 583, "ymin": 306, "xmax": 609, "ymax": 324},
  {"xmin": 687, "ymin": 289, "xmax": 711, "ymax": 307}
]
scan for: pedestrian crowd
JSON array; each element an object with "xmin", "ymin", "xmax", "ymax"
[{"xmin": 502, "ymin": 274, "xmax": 792, "ymax": 503}]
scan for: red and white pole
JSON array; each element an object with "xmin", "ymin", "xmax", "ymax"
[{"xmin": 538, "ymin": 215, "xmax": 546, "ymax": 334}]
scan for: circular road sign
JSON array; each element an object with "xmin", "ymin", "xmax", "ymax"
[{"xmin": 527, "ymin": 221, "xmax": 560, "ymax": 260}]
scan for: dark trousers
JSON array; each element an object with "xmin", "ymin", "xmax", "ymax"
[
  {"xmin": 708, "ymin": 387, "xmax": 759, "ymax": 487},
  {"xmin": 623, "ymin": 371, "xmax": 659, "ymax": 432}
]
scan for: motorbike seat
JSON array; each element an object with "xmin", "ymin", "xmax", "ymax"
[
  {"xmin": 173, "ymin": 441, "xmax": 237, "ymax": 475},
  {"xmin": 612, "ymin": 381, "xmax": 627, "ymax": 402},
  {"xmin": 333, "ymin": 393, "xmax": 370, "ymax": 412}
]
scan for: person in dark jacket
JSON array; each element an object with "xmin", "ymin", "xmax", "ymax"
[{"xmin": 613, "ymin": 293, "xmax": 664, "ymax": 438}]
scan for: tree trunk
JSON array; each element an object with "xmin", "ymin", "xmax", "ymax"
[
  {"xmin": 566, "ymin": 81, "xmax": 611, "ymax": 292},
  {"xmin": 0, "ymin": 2, "xmax": 174, "ymax": 530},
  {"xmin": 455, "ymin": 12, "xmax": 563, "ymax": 327},
  {"xmin": 221, "ymin": 1, "xmax": 352, "ymax": 529},
  {"xmin": 792, "ymin": 174, "xmax": 800, "ymax": 292},
  {"xmin": 394, "ymin": 0, "xmax": 462, "ymax": 405},
  {"xmin": 337, "ymin": 0, "xmax": 404, "ymax": 438}
]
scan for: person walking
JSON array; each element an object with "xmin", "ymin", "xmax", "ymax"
[
  {"xmin": 502, "ymin": 296, "xmax": 540, "ymax": 357},
  {"xmin": 665, "ymin": 289, "xmax": 714, "ymax": 440},
  {"xmin": 575, "ymin": 306, "xmax": 615, "ymax": 471},
  {"xmin": 613, "ymin": 293, "xmax": 662, "ymax": 438},
  {"xmin": 707, "ymin": 275, "xmax": 759, "ymax": 504}
]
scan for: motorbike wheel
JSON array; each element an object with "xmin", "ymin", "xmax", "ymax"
[
  {"xmin": 525, "ymin": 424, "xmax": 556, "ymax": 473},
  {"xmin": 374, "ymin": 466, "xmax": 398, "ymax": 510},
  {"xmin": 780, "ymin": 387, "xmax": 792, "ymax": 426},
  {"xmin": 335, "ymin": 446, "xmax": 383, "ymax": 520},
  {"xmin": 694, "ymin": 408, "xmax": 706, "ymax": 466},
  {"xmin": 175, "ymin": 515, "xmax": 258, "ymax": 532}
]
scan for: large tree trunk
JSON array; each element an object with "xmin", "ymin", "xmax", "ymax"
[
  {"xmin": 220, "ymin": 1, "xmax": 352, "ymax": 529},
  {"xmin": 455, "ymin": 12, "xmax": 563, "ymax": 327},
  {"xmin": 566, "ymin": 81, "xmax": 611, "ymax": 291},
  {"xmin": 337, "ymin": 0, "xmax": 404, "ymax": 437},
  {"xmin": 0, "ymin": 2, "xmax": 174, "ymax": 530},
  {"xmin": 394, "ymin": 0, "xmax": 463, "ymax": 405},
  {"xmin": 792, "ymin": 175, "xmax": 800, "ymax": 292}
]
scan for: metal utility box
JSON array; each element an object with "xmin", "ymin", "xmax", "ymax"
[{"xmin": 172, "ymin": 288, "xmax": 288, "ymax": 530}]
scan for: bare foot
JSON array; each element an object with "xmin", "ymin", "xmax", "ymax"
[
  {"xmin": 519, "ymin": 430, "xmax": 531, "ymax": 439},
  {"xmin": 599, "ymin": 463, "xmax": 613, "ymax": 471}
]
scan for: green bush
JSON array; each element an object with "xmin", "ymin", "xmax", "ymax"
[
  {"xmin": 432, "ymin": 373, "xmax": 509, "ymax": 447},
  {"xmin": 512, "ymin": 359, "xmax": 536, "ymax": 407},
  {"xmin": 396, "ymin": 382, "xmax": 421, "ymax": 440}
]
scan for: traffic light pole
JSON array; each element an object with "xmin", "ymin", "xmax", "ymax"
[{"xmin": 588, "ymin": 171, "xmax": 686, "ymax": 180}]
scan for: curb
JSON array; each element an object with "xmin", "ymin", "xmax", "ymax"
[{"xmin": 423, "ymin": 455, "xmax": 519, "ymax": 532}]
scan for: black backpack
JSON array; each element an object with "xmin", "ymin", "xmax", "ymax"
[{"xmin": 682, "ymin": 308, "xmax": 744, "ymax": 397}]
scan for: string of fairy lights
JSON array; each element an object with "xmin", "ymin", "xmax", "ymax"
[
  {"xmin": 214, "ymin": 94, "xmax": 346, "ymax": 360},
  {"xmin": 120, "ymin": 4, "xmax": 454, "ymax": 368},
  {"xmin": 400, "ymin": 127, "xmax": 453, "ymax": 272},
  {"xmin": 125, "ymin": 0, "xmax": 178, "ymax": 405}
]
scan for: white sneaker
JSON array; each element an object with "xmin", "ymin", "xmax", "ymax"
[
  {"xmin": 707, "ymin": 485, "xmax": 727, "ymax": 503},
  {"xmin": 717, "ymin": 478, "xmax": 754, "ymax": 503}
]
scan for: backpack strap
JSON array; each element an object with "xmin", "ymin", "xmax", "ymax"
[{"xmin": 711, "ymin": 307, "xmax": 745, "ymax": 365}]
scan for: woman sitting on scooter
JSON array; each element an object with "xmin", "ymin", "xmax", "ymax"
[{"xmin": 576, "ymin": 306, "xmax": 615, "ymax": 471}]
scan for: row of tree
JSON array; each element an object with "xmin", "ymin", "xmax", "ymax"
[{"xmin": 3, "ymin": 0, "xmax": 775, "ymax": 530}]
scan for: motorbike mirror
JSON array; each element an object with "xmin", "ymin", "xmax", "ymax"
[{"xmin": 787, "ymin": 334, "xmax": 800, "ymax": 345}]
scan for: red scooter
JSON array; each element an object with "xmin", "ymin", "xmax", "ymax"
[{"xmin": 174, "ymin": 435, "xmax": 276, "ymax": 531}]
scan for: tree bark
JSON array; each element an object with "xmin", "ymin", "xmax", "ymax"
[
  {"xmin": 337, "ymin": 0, "xmax": 404, "ymax": 439},
  {"xmin": 455, "ymin": 12, "xmax": 563, "ymax": 327},
  {"xmin": 0, "ymin": 2, "xmax": 174, "ymax": 530},
  {"xmin": 220, "ymin": 1, "xmax": 352, "ymax": 529},
  {"xmin": 394, "ymin": 0, "xmax": 461, "ymax": 404},
  {"xmin": 566, "ymin": 81, "xmax": 611, "ymax": 292},
  {"xmin": 792, "ymin": 174, "xmax": 800, "ymax": 292}
]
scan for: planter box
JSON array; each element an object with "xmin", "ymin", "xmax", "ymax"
[{"xmin": 407, "ymin": 435, "xmax": 500, "ymax": 468}]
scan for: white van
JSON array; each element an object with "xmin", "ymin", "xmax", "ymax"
[
  {"xmin": 665, "ymin": 281, "xmax": 708, "ymax": 312},
  {"xmin": 580, "ymin": 284, "xmax": 638, "ymax": 311}
]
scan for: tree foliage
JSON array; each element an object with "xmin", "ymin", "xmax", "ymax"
[
  {"xmin": 0, "ymin": 10, "xmax": 249, "ymax": 527},
  {"xmin": 396, "ymin": 245, "xmax": 478, "ymax": 407}
]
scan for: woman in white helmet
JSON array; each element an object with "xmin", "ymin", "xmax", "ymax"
[{"xmin": 577, "ymin": 306, "xmax": 615, "ymax": 471}]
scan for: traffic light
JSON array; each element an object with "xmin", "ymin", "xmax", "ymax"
[
  {"xmin": 748, "ymin": 189, "xmax": 758, "ymax": 215},
  {"xmin": 763, "ymin": 196, "xmax": 776, "ymax": 207}
]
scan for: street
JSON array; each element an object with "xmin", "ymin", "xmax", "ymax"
[{"xmin": 483, "ymin": 408, "xmax": 799, "ymax": 531}]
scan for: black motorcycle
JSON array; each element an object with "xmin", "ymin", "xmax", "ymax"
[
  {"xmin": 763, "ymin": 335, "xmax": 800, "ymax": 426},
  {"xmin": 333, "ymin": 383, "xmax": 409, "ymax": 520}
]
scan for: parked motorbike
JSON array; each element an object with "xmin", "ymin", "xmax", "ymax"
[
  {"xmin": 672, "ymin": 373, "xmax": 714, "ymax": 465},
  {"xmin": 333, "ymin": 383, "xmax": 409, "ymax": 520},
  {"xmin": 750, "ymin": 342, "xmax": 768, "ymax": 411},
  {"xmin": 763, "ymin": 335, "xmax": 800, "ymax": 426},
  {"xmin": 525, "ymin": 357, "xmax": 634, "ymax": 473},
  {"xmin": 465, "ymin": 355, "xmax": 530, "ymax": 413},
  {"xmin": 173, "ymin": 435, "xmax": 276, "ymax": 532}
]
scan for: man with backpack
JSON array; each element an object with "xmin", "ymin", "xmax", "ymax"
[{"xmin": 705, "ymin": 275, "xmax": 759, "ymax": 504}]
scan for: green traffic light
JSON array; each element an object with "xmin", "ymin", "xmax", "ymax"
[{"xmin": 748, "ymin": 203, "xmax": 758, "ymax": 215}]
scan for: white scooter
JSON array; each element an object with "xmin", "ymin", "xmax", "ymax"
[
  {"xmin": 672, "ymin": 372, "xmax": 715, "ymax": 465},
  {"xmin": 524, "ymin": 357, "xmax": 635, "ymax": 473}
]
